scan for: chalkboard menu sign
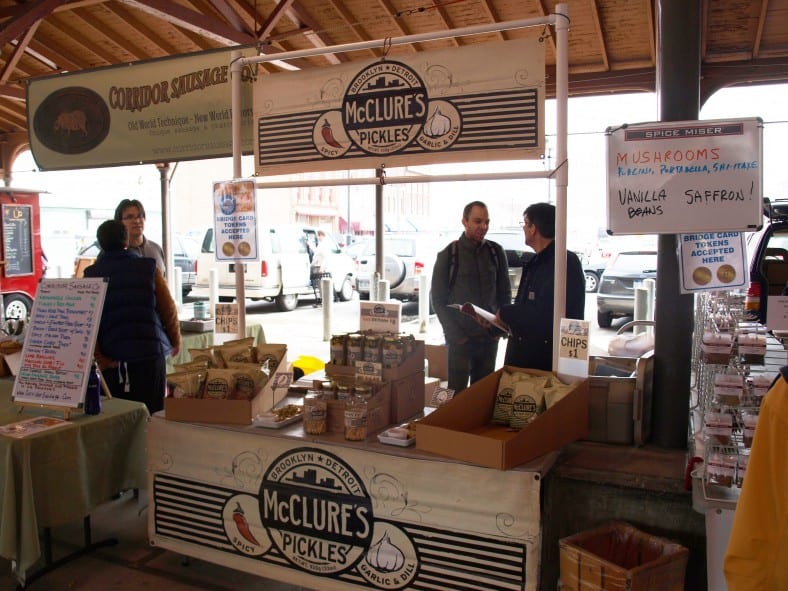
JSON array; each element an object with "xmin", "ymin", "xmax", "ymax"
[
  {"xmin": 2, "ymin": 203, "xmax": 33, "ymax": 275},
  {"xmin": 12, "ymin": 278, "xmax": 107, "ymax": 408}
]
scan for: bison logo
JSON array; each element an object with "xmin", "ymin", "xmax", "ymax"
[{"xmin": 33, "ymin": 87, "xmax": 110, "ymax": 154}]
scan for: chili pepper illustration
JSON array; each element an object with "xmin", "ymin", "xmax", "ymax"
[
  {"xmin": 321, "ymin": 119, "xmax": 343, "ymax": 148},
  {"xmin": 232, "ymin": 502, "xmax": 260, "ymax": 545}
]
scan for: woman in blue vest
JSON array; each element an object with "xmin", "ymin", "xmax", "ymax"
[{"xmin": 84, "ymin": 220, "xmax": 181, "ymax": 414}]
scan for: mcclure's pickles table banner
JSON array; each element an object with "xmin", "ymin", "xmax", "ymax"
[
  {"xmin": 147, "ymin": 417, "xmax": 542, "ymax": 591},
  {"xmin": 27, "ymin": 47, "xmax": 258, "ymax": 170},
  {"xmin": 253, "ymin": 38, "xmax": 545, "ymax": 176}
]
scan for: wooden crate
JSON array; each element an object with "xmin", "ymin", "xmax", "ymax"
[{"xmin": 559, "ymin": 522, "xmax": 687, "ymax": 591}]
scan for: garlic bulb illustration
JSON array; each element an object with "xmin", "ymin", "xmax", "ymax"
[
  {"xmin": 366, "ymin": 532, "xmax": 405, "ymax": 572},
  {"xmin": 424, "ymin": 108, "xmax": 451, "ymax": 138}
]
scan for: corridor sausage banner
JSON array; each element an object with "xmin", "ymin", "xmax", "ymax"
[
  {"xmin": 148, "ymin": 417, "xmax": 542, "ymax": 591},
  {"xmin": 253, "ymin": 38, "xmax": 545, "ymax": 176},
  {"xmin": 27, "ymin": 47, "xmax": 258, "ymax": 170}
]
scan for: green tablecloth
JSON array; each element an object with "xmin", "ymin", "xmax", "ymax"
[
  {"xmin": 0, "ymin": 379, "xmax": 149, "ymax": 584},
  {"xmin": 168, "ymin": 323, "xmax": 266, "ymax": 373}
]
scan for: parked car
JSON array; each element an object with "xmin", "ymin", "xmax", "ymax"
[
  {"xmin": 73, "ymin": 233, "xmax": 200, "ymax": 296},
  {"xmin": 191, "ymin": 225, "xmax": 355, "ymax": 311},
  {"xmin": 744, "ymin": 197, "xmax": 788, "ymax": 323},
  {"xmin": 485, "ymin": 229, "xmax": 533, "ymax": 301},
  {"xmin": 579, "ymin": 255, "xmax": 608, "ymax": 293},
  {"xmin": 354, "ymin": 233, "xmax": 442, "ymax": 301},
  {"xmin": 596, "ymin": 250, "xmax": 658, "ymax": 328}
]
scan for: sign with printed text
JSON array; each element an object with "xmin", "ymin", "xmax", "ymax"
[
  {"xmin": 12, "ymin": 278, "xmax": 107, "ymax": 408},
  {"xmin": 678, "ymin": 231, "xmax": 748, "ymax": 293},
  {"xmin": 606, "ymin": 117, "xmax": 763, "ymax": 234},
  {"xmin": 27, "ymin": 46, "xmax": 258, "ymax": 170},
  {"xmin": 253, "ymin": 38, "xmax": 544, "ymax": 176},
  {"xmin": 766, "ymin": 296, "xmax": 788, "ymax": 331},
  {"xmin": 214, "ymin": 303, "xmax": 239, "ymax": 334},
  {"xmin": 557, "ymin": 318, "xmax": 589, "ymax": 382},
  {"xmin": 213, "ymin": 179, "xmax": 258, "ymax": 262},
  {"xmin": 359, "ymin": 301, "xmax": 401, "ymax": 333}
]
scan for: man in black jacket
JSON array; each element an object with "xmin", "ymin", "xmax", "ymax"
[{"xmin": 496, "ymin": 202, "xmax": 585, "ymax": 371}]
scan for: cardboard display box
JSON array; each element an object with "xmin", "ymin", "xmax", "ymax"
[
  {"xmin": 423, "ymin": 342, "xmax": 448, "ymax": 381},
  {"xmin": 586, "ymin": 352, "xmax": 654, "ymax": 445},
  {"xmin": 416, "ymin": 366, "xmax": 589, "ymax": 470},
  {"xmin": 389, "ymin": 370, "xmax": 425, "ymax": 422},
  {"xmin": 325, "ymin": 381, "xmax": 390, "ymax": 434},
  {"xmin": 164, "ymin": 349, "xmax": 288, "ymax": 425},
  {"xmin": 325, "ymin": 339, "xmax": 425, "ymax": 382},
  {"xmin": 559, "ymin": 521, "xmax": 688, "ymax": 591}
]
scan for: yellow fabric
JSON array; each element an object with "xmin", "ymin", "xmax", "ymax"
[{"xmin": 724, "ymin": 374, "xmax": 788, "ymax": 590}]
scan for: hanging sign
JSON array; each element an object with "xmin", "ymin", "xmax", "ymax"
[
  {"xmin": 677, "ymin": 231, "xmax": 748, "ymax": 293},
  {"xmin": 27, "ymin": 46, "xmax": 258, "ymax": 170},
  {"xmin": 253, "ymin": 38, "xmax": 545, "ymax": 176},
  {"xmin": 212, "ymin": 179, "xmax": 258, "ymax": 262},
  {"xmin": 606, "ymin": 117, "xmax": 763, "ymax": 235}
]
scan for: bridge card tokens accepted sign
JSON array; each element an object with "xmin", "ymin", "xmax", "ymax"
[{"xmin": 606, "ymin": 117, "xmax": 763, "ymax": 235}]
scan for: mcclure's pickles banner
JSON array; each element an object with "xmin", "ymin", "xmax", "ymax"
[
  {"xmin": 253, "ymin": 38, "xmax": 545, "ymax": 176},
  {"xmin": 148, "ymin": 418, "xmax": 542, "ymax": 591},
  {"xmin": 27, "ymin": 47, "xmax": 258, "ymax": 170}
]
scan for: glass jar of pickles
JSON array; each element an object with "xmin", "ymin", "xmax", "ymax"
[
  {"xmin": 303, "ymin": 391, "xmax": 327, "ymax": 435},
  {"xmin": 343, "ymin": 395, "xmax": 368, "ymax": 441}
]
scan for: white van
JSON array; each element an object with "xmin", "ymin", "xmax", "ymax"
[{"xmin": 191, "ymin": 225, "xmax": 355, "ymax": 311}]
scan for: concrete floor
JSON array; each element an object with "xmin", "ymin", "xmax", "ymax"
[{"xmin": 0, "ymin": 490, "xmax": 308, "ymax": 591}]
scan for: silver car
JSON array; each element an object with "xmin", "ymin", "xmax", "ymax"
[
  {"xmin": 354, "ymin": 233, "xmax": 441, "ymax": 301},
  {"xmin": 596, "ymin": 250, "xmax": 658, "ymax": 328}
]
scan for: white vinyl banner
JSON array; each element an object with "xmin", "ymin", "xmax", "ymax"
[
  {"xmin": 606, "ymin": 117, "xmax": 763, "ymax": 235},
  {"xmin": 148, "ymin": 417, "xmax": 542, "ymax": 591},
  {"xmin": 253, "ymin": 38, "xmax": 545, "ymax": 176},
  {"xmin": 27, "ymin": 47, "xmax": 258, "ymax": 170}
]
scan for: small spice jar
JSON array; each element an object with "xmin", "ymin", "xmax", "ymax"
[
  {"xmin": 336, "ymin": 383, "xmax": 353, "ymax": 401},
  {"xmin": 344, "ymin": 395, "xmax": 368, "ymax": 441},
  {"xmin": 303, "ymin": 391, "xmax": 327, "ymax": 435}
]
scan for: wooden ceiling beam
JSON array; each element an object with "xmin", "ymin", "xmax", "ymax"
[
  {"xmin": 0, "ymin": 83, "xmax": 25, "ymax": 100},
  {"xmin": 27, "ymin": 37, "xmax": 83, "ymax": 71},
  {"xmin": 256, "ymin": 0, "xmax": 294, "ymax": 41},
  {"xmin": 46, "ymin": 16, "xmax": 119, "ymax": 64},
  {"xmin": 377, "ymin": 0, "xmax": 417, "ymax": 53},
  {"xmin": 431, "ymin": 2, "xmax": 459, "ymax": 47},
  {"xmin": 324, "ymin": 0, "xmax": 380, "ymax": 58},
  {"xmin": 119, "ymin": 0, "xmax": 257, "ymax": 45},
  {"xmin": 589, "ymin": 0, "xmax": 609, "ymax": 71},
  {"xmin": 477, "ymin": 0, "xmax": 506, "ymax": 42},
  {"xmin": 102, "ymin": 2, "xmax": 183, "ymax": 55},
  {"xmin": 753, "ymin": 0, "xmax": 768, "ymax": 59},
  {"xmin": 0, "ymin": 22, "xmax": 39, "ymax": 83},
  {"xmin": 284, "ymin": 2, "xmax": 343, "ymax": 64},
  {"xmin": 70, "ymin": 7, "xmax": 148, "ymax": 61},
  {"xmin": 0, "ymin": 0, "xmax": 65, "ymax": 46},
  {"xmin": 203, "ymin": 0, "xmax": 252, "ymax": 35}
]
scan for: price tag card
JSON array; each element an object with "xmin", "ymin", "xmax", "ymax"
[
  {"xmin": 429, "ymin": 387, "xmax": 455, "ymax": 408},
  {"xmin": 557, "ymin": 318, "xmax": 589, "ymax": 382},
  {"xmin": 766, "ymin": 296, "xmax": 788, "ymax": 331},
  {"xmin": 214, "ymin": 303, "xmax": 239, "ymax": 334}
]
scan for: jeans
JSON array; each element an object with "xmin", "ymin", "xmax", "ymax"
[{"xmin": 447, "ymin": 337, "xmax": 499, "ymax": 394}]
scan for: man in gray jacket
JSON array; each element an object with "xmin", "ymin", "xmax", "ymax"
[{"xmin": 431, "ymin": 201, "xmax": 511, "ymax": 393}]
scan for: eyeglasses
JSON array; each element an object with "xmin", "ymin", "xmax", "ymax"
[
  {"xmin": 519, "ymin": 220, "xmax": 532, "ymax": 228},
  {"xmin": 122, "ymin": 214, "xmax": 144, "ymax": 221}
]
